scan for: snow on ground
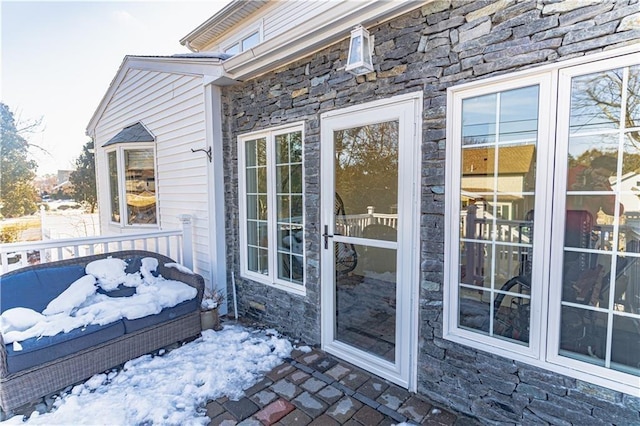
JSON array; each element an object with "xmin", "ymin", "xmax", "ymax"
[{"xmin": 2, "ymin": 325, "xmax": 293, "ymax": 425}]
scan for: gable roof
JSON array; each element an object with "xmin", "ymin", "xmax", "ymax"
[
  {"xmin": 86, "ymin": 54, "xmax": 231, "ymax": 137},
  {"xmin": 103, "ymin": 122, "xmax": 155, "ymax": 147}
]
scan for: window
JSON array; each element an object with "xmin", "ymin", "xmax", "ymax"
[
  {"xmin": 446, "ymin": 51, "xmax": 639, "ymax": 394},
  {"xmin": 223, "ymin": 30, "xmax": 261, "ymax": 55},
  {"xmin": 238, "ymin": 124, "xmax": 304, "ymax": 293},
  {"xmin": 106, "ymin": 146, "xmax": 157, "ymax": 226}
]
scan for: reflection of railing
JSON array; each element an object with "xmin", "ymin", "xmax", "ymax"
[
  {"xmin": 460, "ymin": 205, "xmax": 533, "ymax": 286},
  {"xmin": 338, "ymin": 207, "xmax": 398, "ymax": 237}
]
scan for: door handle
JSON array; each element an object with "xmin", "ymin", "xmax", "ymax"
[{"xmin": 322, "ymin": 225, "xmax": 333, "ymax": 249}]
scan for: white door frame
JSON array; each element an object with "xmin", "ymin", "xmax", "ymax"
[{"xmin": 320, "ymin": 92, "xmax": 422, "ymax": 390}]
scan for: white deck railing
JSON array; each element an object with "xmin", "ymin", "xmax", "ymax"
[{"xmin": 0, "ymin": 225, "xmax": 192, "ymax": 275}]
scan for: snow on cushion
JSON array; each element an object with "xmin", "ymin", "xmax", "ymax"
[
  {"xmin": 4, "ymin": 321, "xmax": 125, "ymax": 374},
  {"xmin": 122, "ymin": 298, "xmax": 198, "ymax": 333},
  {"xmin": 86, "ymin": 258, "xmax": 128, "ymax": 291},
  {"xmin": 1, "ymin": 307, "xmax": 45, "ymax": 334},
  {"xmin": 42, "ymin": 275, "xmax": 97, "ymax": 315}
]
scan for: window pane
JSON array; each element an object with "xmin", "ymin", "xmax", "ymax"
[
  {"xmin": 499, "ymin": 86, "xmax": 539, "ymax": 142},
  {"xmin": 459, "ymin": 288, "xmax": 490, "ymax": 335},
  {"xmin": 108, "ymin": 151, "xmax": 120, "ymax": 223},
  {"xmin": 611, "ymin": 315, "xmax": 640, "ymax": 376},
  {"xmin": 225, "ymin": 43, "xmax": 240, "ymax": 55},
  {"xmin": 246, "ymin": 139, "xmax": 257, "ymax": 166},
  {"xmin": 458, "ymin": 86, "xmax": 540, "ymax": 347},
  {"xmin": 246, "ymin": 168, "xmax": 257, "ymax": 193},
  {"xmin": 334, "ymin": 121, "xmax": 398, "ymax": 240},
  {"xmin": 558, "ymin": 63, "xmax": 640, "ymax": 375},
  {"xmin": 124, "ymin": 149, "xmax": 156, "ymax": 225},
  {"xmin": 462, "ymin": 93, "xmax": 496, "ymax": 145},
  {"xmin": 275, "ymin": 130, "xmax": 304, "ymax": 285},
  {"xmin": 559, "ymin": 305, "xmax": 608, "ymax": 367},
  {"xmin": 626, "ymin": 65, "xmax": 640, "ymax": 130},
  {"xmin": 290, "ymin": 132, "xmax": 303, "ymax": 163},
  {"xmin": 570, "ymin": 68, "xmax": 623, "ymax": 133},
  {"xmin": 242, "ymin": 31, "xmax": 260, "ymax": 51},
  {"xmin": 461, "ymin": 146, "xmax": 496, "ymax": 192}
]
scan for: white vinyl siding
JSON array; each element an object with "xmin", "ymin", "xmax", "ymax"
[
  {"xmin": 203, "ymin": 1, "xmax": 338, "ymax": 52},
  {"xmin": 94, "ymin": 69, "xmax": 212, "ymax": 286}
]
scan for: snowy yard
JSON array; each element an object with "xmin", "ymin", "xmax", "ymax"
[{"xmin": 2, "ymin": 325, "xmax": 295, "ymax": 425}]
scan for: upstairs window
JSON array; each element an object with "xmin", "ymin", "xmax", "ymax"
[{"xmin": 223, "ymin": 29, "xmax": 261, "ymax": 55}]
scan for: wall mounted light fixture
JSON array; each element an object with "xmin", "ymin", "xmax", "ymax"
[{"xmin": 345, "ymin": 25, "xmax": 374, "ymax": 76}]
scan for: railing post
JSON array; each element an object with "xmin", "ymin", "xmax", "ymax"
[{"xmin": 177, "ymin": 214, "xmax": 194, "ymax": 270}]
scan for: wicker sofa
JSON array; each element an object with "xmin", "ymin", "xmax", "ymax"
[{"xmin": 0, "ymin": 250, "xmax": 204, "ymax": 413}]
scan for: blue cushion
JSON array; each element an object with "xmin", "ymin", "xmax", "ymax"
[
  {"xmin": 122, "ymin": 298, "xmax": 198, "ymax": 333},
  {"xmin": 5, "ymin": 321, "xmax": 125, "ymax": 374},
  {"xmin": 1, "ymin": 266, "xmax": 86, "ymax": 313}
]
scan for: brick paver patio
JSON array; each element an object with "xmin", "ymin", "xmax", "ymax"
[{"xmin": 205, "ymin": 345, "xmax": 480, "ymax": 425}]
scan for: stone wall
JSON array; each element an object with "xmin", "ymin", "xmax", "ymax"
[{"xmin": 221, "ymin": 0, "xmax": 640, "ymax": 423}]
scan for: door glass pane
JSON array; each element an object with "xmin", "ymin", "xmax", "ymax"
[
  {"xmin": 458, "ymin": 85, "xmax": 539, "ymax": 346},
  {"xmin": 334, "ymin": 121, "xmax": 399, "ymax": 240},
  {"xmin": 108, "ymin": 151, "xmax": 120, "ymax": 223},
  {"xmin": 560, "ymin": 64, "xmax": 640, "ymax": 375},
  {"xmin": 335, "ymin": 242, "xmax": 396, "ymax": 362},
  {"xmin": 124, "ymin": 149, "xmax": 156, "ymax": 225}
]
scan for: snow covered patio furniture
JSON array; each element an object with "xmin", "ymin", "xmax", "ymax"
[{"xmin": 0, "ymin": 250, "xmax": 204, "ymax": 413}]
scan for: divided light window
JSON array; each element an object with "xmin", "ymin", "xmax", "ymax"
[
  {"xmin": 446, "ymin": 52, "xmax": 639, "ymax": 394},
  {"xmin": 106, "ymin": 146, "xmax": 157, "ymax": 227},
  {"xmin": 238, "ymin": 124, "xmax": 305, "ymax": 294}
]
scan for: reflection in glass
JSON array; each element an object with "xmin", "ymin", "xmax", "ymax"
[
  {"xmin": 462, "ymin": 93, "xmax": 496, "ymax": 145},
  {"xmin": 569, "ymin": 68, "xmax": 622, "ymax": 133},
  {"xmin": 246, "ymin": 137, "xmax": 268, "ymax": 276},
  {"xmin": 459, "ymin": 288, "xmax": 490, "ymax": 335},
  {"xmin": 124, "ymin": 149, "xmax": 156, "ymax": 225},
  {"xmin": 108, "ymin": 151, "xmax": 120, "ymax": 223},
  {"xmin": 335, "ymin": 243, "xmax": 396, "ymax": 362},
  {"xmin": 276, "ymin": 131, "xmax": 304, "ymax": 285},
  {"xmin": 558, "ymin": 64, "xmax": 640, "ymax": 375},
  {"xmin": 611, "ymin": 315, "xmax": 640, "ymax": 376},
  {"xmin": 334, "ymin": 121, "xmax": 398, "ymax": 239},
  {"xmin": 499, "ymin": 86, "xmax": 539, "ymax": 142},
  {"xmin": 560, "ymin": 306, "xmax": 608, "ymax": 367},
  {"xmin": 457, "ymin": 86, "xmax": 540, "ymax": 348}
]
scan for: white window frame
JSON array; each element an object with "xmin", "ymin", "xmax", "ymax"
[
  {"xmin": 444, "ymin": 46, "xmax": 640, "ymax": 396},
  {"xmin": 222, "ymin": 22, "xmax": 263, "ymax": 55},
  {"xmin": 237, "ymin": 122, "xmax": 305, "ymax": 295},
  {"xmin": 105, "ymin": 143, "xmax": 159, "ymax": 229}
]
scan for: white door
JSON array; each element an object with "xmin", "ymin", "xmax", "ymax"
[{"xmin": 320, "ymin": 93, "xmax": 422, "ymax": 388}]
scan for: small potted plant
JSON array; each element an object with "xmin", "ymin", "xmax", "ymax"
[{"xmin": 200, "ymin": 288, "xmax": 224, "ymax": 331}]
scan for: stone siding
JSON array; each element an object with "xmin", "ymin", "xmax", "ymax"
[{"xmin": 221, "ymin": 0, "xmax": 640, "ymax": 423}]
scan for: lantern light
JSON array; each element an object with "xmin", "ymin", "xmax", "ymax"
[{"xmin": 345, "ymin": 25, "xmax": 374, "ymax": 76}]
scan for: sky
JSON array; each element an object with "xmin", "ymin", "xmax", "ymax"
[{"xmin": 1, "ymin": 1, "xmax": 229, "ymax": 176}]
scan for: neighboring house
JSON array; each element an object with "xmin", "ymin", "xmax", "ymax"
[{"xmin": 87, "ymin": 1, "xmax": 640, "ymax": 423}]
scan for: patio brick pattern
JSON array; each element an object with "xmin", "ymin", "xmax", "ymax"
[{"xmin": 206, "ymin": 347, "xmax": 479, "ymax": 425}]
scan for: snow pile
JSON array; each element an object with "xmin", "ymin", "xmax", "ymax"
[
  {"xmin": 2, "ymin": 326, "xmax": 293, "ymax": 425},
  {"xmin": 1, "ymin": 258, "xmax": 197, "ymax": 345}
]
